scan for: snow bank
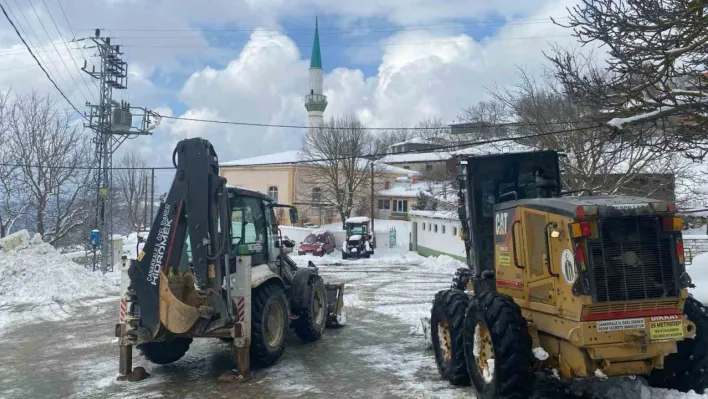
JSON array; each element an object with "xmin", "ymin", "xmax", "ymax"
[
  {"xmin": 0, "ymin": 230, "xmax": 117, "ymax": 305},
  {"xmin": 418, "ymin": 254, "xmax": 465, "ymax": 274},
  {"xmin": 688, "ymin": 252, "xmax": 708, "ymax": 304}
]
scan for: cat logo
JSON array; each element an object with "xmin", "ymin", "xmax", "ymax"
[{"xmin": 495, "ymin": 212, "xmax": 508, "ymax": 235}]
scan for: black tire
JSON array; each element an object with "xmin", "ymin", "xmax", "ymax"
[
  {"xmin": 137, "ymin": 337, "xmax": 192, "ymax": 365},
  {"xmin": 342, "ymin": 252, "xmax": 348, "ymax": 260},
  {"xmin": 431, "ymin": 289, "xmax": 470, "ymax": 386},
  {"xmin": 649, "ymin": 297, "xmax": 708, "ymax": 393},
  {"xmin": 463, "ymin": 292, "xmax": 533, "ymax": 399},
  {"xmin": 452, "ymin": 268, "xmax": 473, "ymax": 291},
  {"xmin": 251, "ymin": 283, "xmax": 288, "ymax": 368},
  {"xmin": 292, "ymin": 275, "xmax": 328, "ymax": 342},
  {"xmin": 363, "ymin": 251, "xmax": 371, "ymax": 259}
]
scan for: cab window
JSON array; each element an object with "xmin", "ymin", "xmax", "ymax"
[{"xmin": 230, "ymin": 195, "xmax": 267, "ymax": 261}]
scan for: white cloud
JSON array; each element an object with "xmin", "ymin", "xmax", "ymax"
[
  {"xmin": 0, "ymin": 0, "xmax": 590, "ymax": 181},
  {"xmin": 127, "ymin": 0, "xmax": 584, "ymax": 169}
]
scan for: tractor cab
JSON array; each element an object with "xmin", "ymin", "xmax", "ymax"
[
  {"xmin": 458, "ymin": 150, "xmax": 562, "ymax": 290},
  {"xmin": 342, "ymin": 216, "xmax": 374, "ymax": 259}
]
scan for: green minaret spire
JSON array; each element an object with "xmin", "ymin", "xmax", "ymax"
[{"xmin": 310, "ymin": 17, "xmax": 322, "ymax": 70}]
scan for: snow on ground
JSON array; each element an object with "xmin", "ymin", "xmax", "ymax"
[
  {"xmin": 292, "ymin": 249, "xmax": 462, "ymax": 338},
  {"xmin": 294, "ymin": 248, "xmax": 708, "ymax": 398},
  {"xmin": 0, "ymin": 230, "xmax": 119, "ymax": 334},
  {"xmin": 688, "ymin": 252, "xmax": 708, "ymax": 304}
]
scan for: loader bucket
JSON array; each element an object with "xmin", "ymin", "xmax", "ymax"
[
  {"xmin": 159, "ymin": 270, "xmax": 205, "ymax": 334},
  {"xmin": 325, "ymin": 283, "xmax": 346, "ymax": 328}
]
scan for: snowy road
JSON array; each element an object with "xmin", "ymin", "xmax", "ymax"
[
  {"xmin": 0, "ymin": 253, "xmax": 466, "ymax": 399},
  {"xmin": 1, "ymin": 248, "xmax": 707, "ymax": 398}
]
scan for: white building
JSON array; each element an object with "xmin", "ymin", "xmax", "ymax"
[{"xmin": 409, "ymin": 210, "xmax": 466, "ymax": 261}]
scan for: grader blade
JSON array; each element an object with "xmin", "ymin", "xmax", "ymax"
[{"xmin": 325, "ymin": 283, "xmax": 347, "ymax": 328}]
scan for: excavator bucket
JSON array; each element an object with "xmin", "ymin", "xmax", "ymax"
[{"xmin": 325, "ymin": 283, "xmax": 346, "ymax": 328}]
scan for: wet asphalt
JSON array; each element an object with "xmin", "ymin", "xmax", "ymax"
[
  {"xmin": 0, "ymin": 259, "xmax": 662, "ymax": 399},
  {"xmin": 0, "ymin": 300, "xmax": 470, "ymax": 399}
]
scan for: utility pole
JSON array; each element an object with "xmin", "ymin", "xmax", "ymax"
[
  {"xmin": 370, "ymin": 162, "xmax": 375, "ymax": 248},
  {"xmin": 79, "ymin": 29, "xmax": 161, "ymax": 273}
]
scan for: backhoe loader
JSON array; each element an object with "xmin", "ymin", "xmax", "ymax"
[
  {"xmin": 115, "ymin": 138, "xmax": 346, "ymax": 381},
  {"xmin": 430, "ymin": 150, "xmax": 708, "ymax": 398}
]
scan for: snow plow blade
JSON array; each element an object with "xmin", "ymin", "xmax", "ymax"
[{"xmin": 325, "ymin": 283, "xmax": 347, "ymax": 328}]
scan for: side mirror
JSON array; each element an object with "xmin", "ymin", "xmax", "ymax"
[{"xmin": 289, "ymin": 207, "xmax": 299, "ymax": 224}]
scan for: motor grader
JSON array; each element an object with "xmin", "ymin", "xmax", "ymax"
[
  {"xmin": 430, "ymin": 150, "xmax": 708, "ymax": 398},
  {"xmin": 115, "ymin": 138, "xmax": 346, "ymax": 381}
]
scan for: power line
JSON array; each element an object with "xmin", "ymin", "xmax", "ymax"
[
  {"xmin": 6, "ymin": 0, "xmax": 76, "ymax": 101},
  {"xmin": 0, "ymin": 54, "xmax": 93, "ymax": 71},
  {"xmin": 87, "ymin": 17, "xmax": 570, "ymax": 34},
  {"xmin": 40, "ymin": 0, "xmax": 97, "ymax": 101},
  {"xmin": 27, "ymin": 0, "xmax": 91, "ymax": 103},
  {"xmin": 158, "ymin": 114, "xmax": 596, "ymax": 130},
  {"xmin": 0, "ymin": 34, "xmax": 573, "ymax": 57},
  {"xmin": 92, "ymin": 21, "xmax": 571, "ymax": 39},
  {"xmin": 227, "ymin": 124, "xmax": 605, "ymax": 167},
  {"xmin": 0, "ymin": 124, "xmax": 605, "ymax": 170},
  {"xmin": 104, "ymin": 35, "xmax": 573, "ymax": 49},
  {"xmin": 0, "ymin": 1, "xmax": 85, "ymax": 118},
  {"xmin": 55, "ymin": 0, "xmax": 76, "ymax": 39}
]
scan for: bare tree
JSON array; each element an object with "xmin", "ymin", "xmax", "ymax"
[
  {"xmin": 299, "ymin": 115, "xmax": 383, "ymax": 228},
  {"xmin": 2, "ymin": 92, "xmax": 92, "ymax": 244},
  {"xmin": 0, "ymin": 89, "xmax": 26, "ymax": 237},
  {"xmin": 274, "ymin": 207, "xmax": 286, "ymax": 225},
  {"xmin": 547, "ymin": 0, "xmax": 708, "ymax": 157},
  {"xmin": 485, "ymin": 68, "xmax": 705, "ymax": 203},
  {"xmin": 114, "ymin": 149, "xmax": 152, "ymax": 231},
  {"xmin": 457, "ymin": 100, "xmax": 514, "ymax": 140},
  {"xmin": 412, "ymin": 117, "xmax": 450, "ymax": 143},
  {"xmin": 375, "ymin": 127, "xmax": 414, "ymax": 151}
]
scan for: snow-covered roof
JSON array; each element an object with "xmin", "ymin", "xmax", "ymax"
[
  {"xmin": 380, "ymin": 142, "xmax": 535, "ymax": 164},
  {"xmin": 379, "ymin": 180, "xmax": 457, "ymax": 205},
  {"xmin": 220, "ymin": 150, "xmax": 418, "ymax": 175},
  {"xmin": 345, "ymin": 216, "xmax": 370, "ymax": 224},
  {"xmin": 379, "ymin": 181, "xmax": 430, "ymax": 198},
  {"xmin": 388, "ymin": 137, "xmax": 430, "ymax": 148},
  {"xmin": 409, "ymin": 210, "xmax": 459, "ymax": 220},
  {"xmin": 221, "ymin": 151, "xmax": 301, "ymax": 166}
]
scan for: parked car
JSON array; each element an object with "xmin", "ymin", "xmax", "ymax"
[{"xmin": 298, "ymin": 230, "xmax": 336, "ymax": 256}]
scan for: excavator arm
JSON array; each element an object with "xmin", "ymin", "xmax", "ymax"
[{"xmin": 127, "ymin": 138, "xmax": 231, "ymax": 341}]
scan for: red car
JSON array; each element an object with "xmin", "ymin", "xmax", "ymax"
[{"xmin": 298, "ymin": 230, "xmax": 336, "ymax": 256}]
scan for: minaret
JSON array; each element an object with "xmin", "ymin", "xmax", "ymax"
[{"xmin": 305, "ymin": 17, "xmax": 327, "ymax": 128}]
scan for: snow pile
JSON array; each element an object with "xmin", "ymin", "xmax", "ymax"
[
  {"xmin": 0, "ymin": 230, "xmax": 117, "ymax": 305},
  {"xmin": 687, "ymin": 252, "xmax": 708, "ymax": 304},
  {"xmin": 594, "ymin": 369, "xmax": 608, "ymax": 379},
  {"xmin": 418, "ymin": 254, "xmax": 465, "ymax": 274},
  {"xmin": 533, "ymin": 347, "xmax": 550, "ymax": 361}
]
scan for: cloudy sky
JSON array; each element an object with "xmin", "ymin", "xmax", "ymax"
[{"xmin": 0, "ymin": 0, "xmax": 583, "ymax": 175}]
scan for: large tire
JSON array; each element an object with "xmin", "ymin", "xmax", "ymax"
[
  {"xmin": 452, "ymin": 268, "xmax": 473, "ymax": 291},
  {"xmin": 137, "ymin": 337, "xmax": 192, "ymax": 365},
  {"xmin": 251, "ymin": 283, "xmax": 288, "ymax": 368},
  {"xmin": 649, "ymin": 297, "xmax": 708, "ymax": 393},
  {"xmin": 292, "ymin": 275, "xmax": 328, "ymax": 342},
  {"xmin": 463, "ymin": 292, "xmax": 533, "ymax": 399},
  {"xmin": 431, "ymin": 289, "xmax": 470, "ymax": 386}
]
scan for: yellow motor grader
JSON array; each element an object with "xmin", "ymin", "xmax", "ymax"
[
  {"xmin": 115, "ymin": 138, "xmax": 345, "ymax": 381},
  {"xmin": 431, "ymin": 150, "xmax": 707, "ymax": 398}
]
